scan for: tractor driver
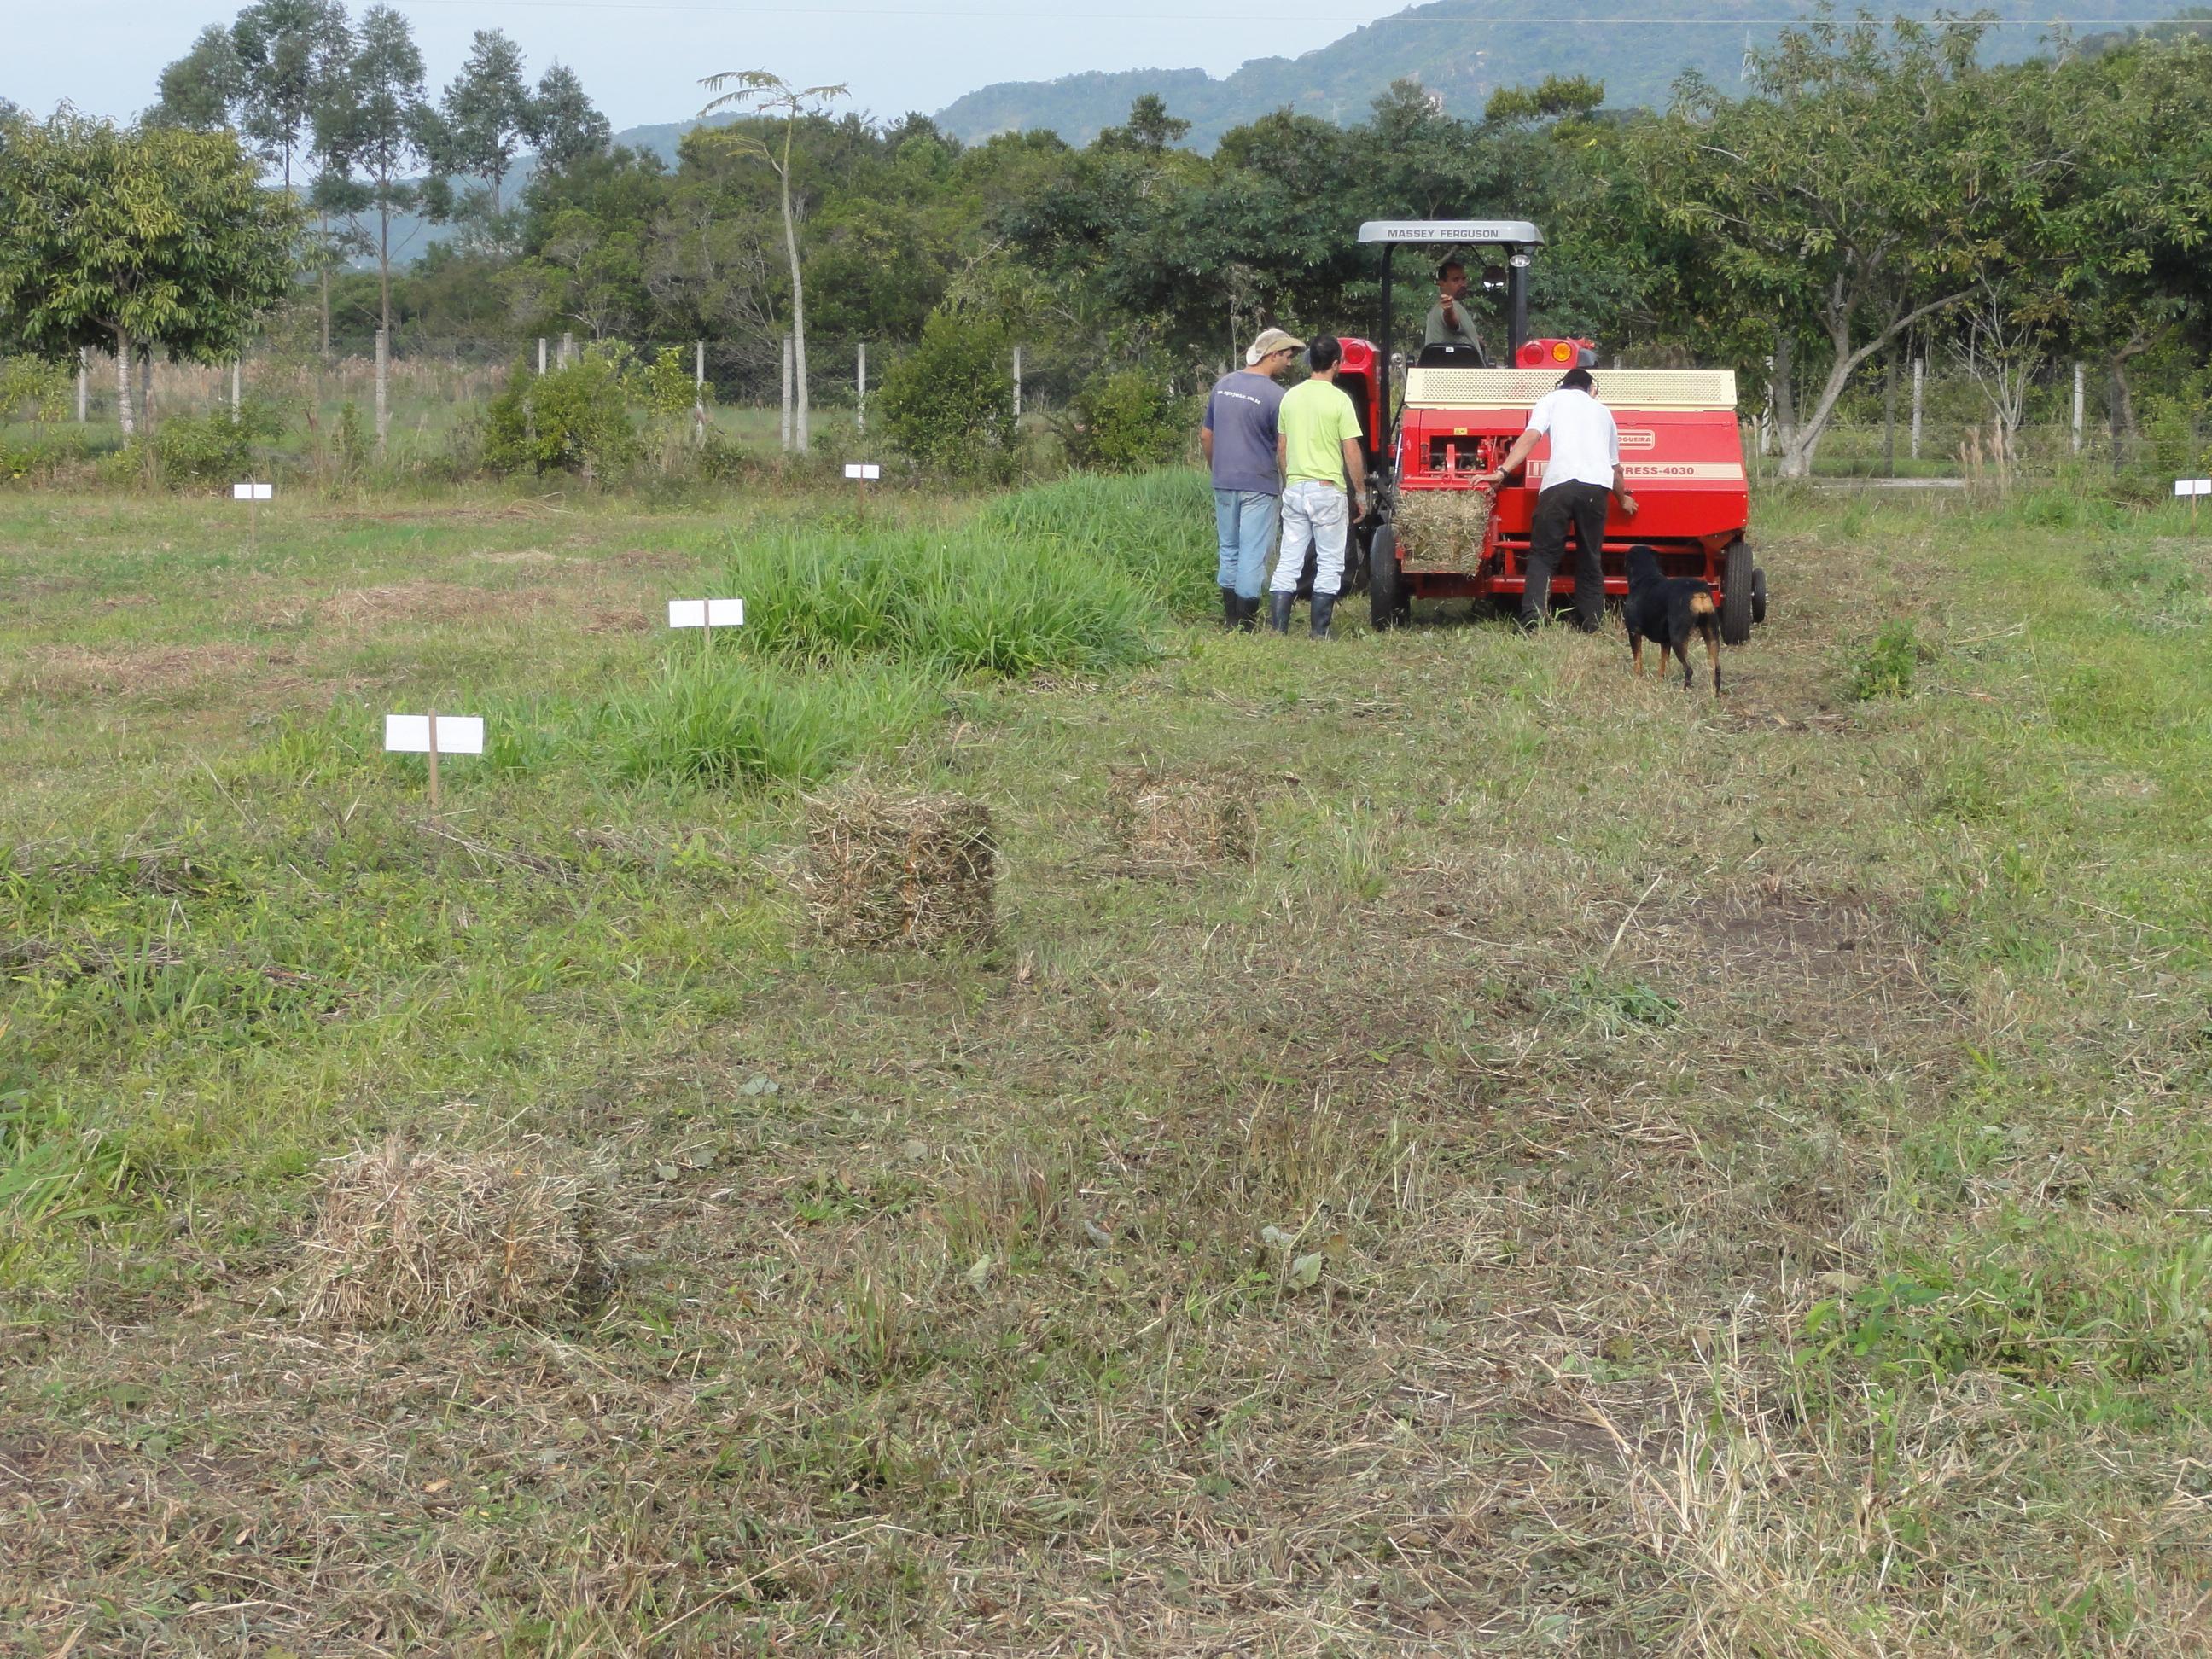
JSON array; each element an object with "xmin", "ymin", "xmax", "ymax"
[{"xmin": 1423, "ymin": 259, "xmax": 1486, "ymax": 362}]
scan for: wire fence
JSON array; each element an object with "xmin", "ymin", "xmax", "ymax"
[{"xmin": 18, "ymin": 343, "xmax": 2202, "ymax": 482}]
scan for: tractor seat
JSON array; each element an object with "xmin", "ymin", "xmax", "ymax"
[{"xmin": 1416, "ymin": 341, "xmax": 1488, "ymax": 369}]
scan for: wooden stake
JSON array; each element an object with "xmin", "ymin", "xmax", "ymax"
[{"xmin": 427, "ymin": 707, "xmax": 442, "ymax": 810}]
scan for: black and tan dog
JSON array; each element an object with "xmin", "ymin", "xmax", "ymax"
[{"xmin": 1624, "ymin": 544, "xmax": 1720, "ymax": 695}]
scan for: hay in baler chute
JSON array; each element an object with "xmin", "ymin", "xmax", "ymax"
[
  {"xmin": 296, "ymin": 1138, "xmax": 601, "ymax": 1330},
  {"xmin": 1392, "ymin": 486, "xmax": 1493, "ymax": 573},
  {"xmin": 801, "ymin": 785, "xmax": 997, "ymax": 951},
  {"xmin": 1108, "ymin": 765, "xmax": 1258, "ymax": 876}
]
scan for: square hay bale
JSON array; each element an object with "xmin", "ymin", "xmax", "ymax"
[
  {"xmin": 1108, "ymin": 765, "xmax": 1259, "ymax": 876},
  {"xmin": 801, "ymin": 787, "xmax": 996, "ymax": 951},
  {"xmin": 297, "ymin": 1139, "xmax": 601, "ymax": 1330},
  {"xmin": 1393, "ymin": 487, "xmax": 1493, "ymax": 573}
]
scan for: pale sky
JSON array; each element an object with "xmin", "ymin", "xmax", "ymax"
[{"xmin": 5, "ymin": 0, "xmax": 1394, "ymax": 134}]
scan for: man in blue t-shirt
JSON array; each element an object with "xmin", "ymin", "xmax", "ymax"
[{"xmin": 1202, "ymin": 329, "xmax": 1302, "ymax": 629}]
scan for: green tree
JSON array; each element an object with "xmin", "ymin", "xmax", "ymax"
[
  {"xmin": 2028, "ymin": 40, "xmax": 2212, "ymax": 451},
  {"xmin": 426, "ymin": 28, "xmax": 533, "ymax": 218},
  {"xmin": 149, "ymin": 25, "xmax": 245, "ymax": 131},
  {"xmin": 697, "ymin": 70, "xmax": 849, "ymax": 451},
  {"xmin": 0, "ymin": 114, "xmax": 298, "ymax": 437},
  {"xmin": 1639, "ymin": 13, "xmax": 2029, "ymax": 475},
  {"xmin": 527, "ymin": 63, "xmax": 610, "ymax": 171},
  {"xmin": 232, "ymin": 0, "xmax": 352, "ymax": 192},
  {"xmin": 314, "ymin": 3, "xmax": 428, "ymax": 449}
]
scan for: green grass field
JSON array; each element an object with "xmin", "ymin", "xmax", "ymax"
[{"xmin": 5, "ymin": 470, "xmax": 2212, "ymax": 1652}]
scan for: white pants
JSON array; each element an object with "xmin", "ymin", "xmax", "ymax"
[{"xmin": 1270, "ymin": 480, "xmax": 1350, "ymax": 597}]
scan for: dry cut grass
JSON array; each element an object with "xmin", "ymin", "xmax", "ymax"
[
  {"xmin": 294, "ymin": 1138, "xmax": 602, "ymax": 1330},
  {"xmin": 800, "ymin": 784, "xmax": 998, "ymax": 951}
]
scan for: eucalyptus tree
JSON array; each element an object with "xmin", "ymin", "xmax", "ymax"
[
  {"xmin": 528, "ymin": 63, "xmax": 611, "ymax": 171},
  {"xmin": 427, "ymin": 28, "xmax": 533, "ymax": 217},
  {"xmin": 231, "ymin": 0, "xmax": 352, "ymax": 192},
  {"xmin": 149, "ymin": 25, "xmax": 246, "ymax": 131},
  {"xmin": 314, "ymin": 3, "xmax": 428, "ymax": 446}
]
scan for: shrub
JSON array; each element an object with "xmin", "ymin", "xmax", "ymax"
[
  {"xmin": 331, "ymin": 402, "xmax": 370, "ymax": 491},
  {"xmin": 1846, "ymin": 620, "xmax": 1922, "ymax": 700},
  {"xmin": 877, "ymin": 311, "xmax": 1016, "ymax": 480},
  {"xmin": 147, "ymin": 398, "xmax": 286, "ymax": 488},
  {"xmin": 1061, "ymin": 367, "xmax": 1195, "ymax": 471},
  {"xmin": 0, "ymin": 428, "xmax": 98, "ymax": 486},
  {"xmin": 481, "ymin": 349, "xmax": 642, "ymax": 480}
]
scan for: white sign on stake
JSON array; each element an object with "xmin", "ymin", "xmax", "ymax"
[
  {"xmin": 667, "ymin": 598, "xmax": 745, "ymax": 629},
  {"xmin": 385, "ymin": 714, "xmax": 485, "ymax": 755},
  {"xmin": 844, "ymin": 463, "xmax": 882, "ymax": 480},
  {"xmin": 2173, "ymin": 478, "xmax": 2212, "ymax": 498},
  {"xmin": 232, "ymin": 482, "xmax": 275, "ymax": 501},
  {"xmin": 386, "ymin": 712, "xmax": 480, "ymax": 810}
]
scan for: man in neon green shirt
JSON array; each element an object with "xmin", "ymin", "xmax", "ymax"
[{"xmin": 1266, "ymin": 336, "xmax": 1369, "ymax": 638}]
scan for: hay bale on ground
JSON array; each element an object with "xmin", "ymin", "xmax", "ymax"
[
  {"xmin": 1108, "ymin": 765, "xmax": 1258, "ymax": 875},
  {"xmin": 1393, "ymin": 487, "xmax": 1493, "ymax": 573},
  {"xmin": 297, "ymin": 1139, "xmax": 600, "ymax": 1330},
  {"xmin": 801, "ymin": 786, "xmax": 996, "ymax": 951}
]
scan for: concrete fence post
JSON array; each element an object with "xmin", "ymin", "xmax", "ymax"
[
  {"xmin": 857, "ymin": 341, "xmax": 868, "ymax": 434},
  {"xmin": 375, "ymin": 327, "xmax": 390, "ymax": 452},
  {"xmin": 1910, "ymin": 357, "xmax": 1924, "ymax": 462},
  {"xmin": 1013, "ymin": 345, "xmax": 1024, "ymax": 421},
  {"xmin": 2072, "ymin": 362, "xmax": 2085, "ymax": 455},
  {"xmin": 538, "ymin": 336, "xmax": 548, "ymax": 375},
  {"xmin": 77, "ymin": 349, "xmax": 88, "ymax": 424}
]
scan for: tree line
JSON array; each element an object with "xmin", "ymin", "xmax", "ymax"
[{"xmin": 6, "ymin": 7, "xmax": 2212, "ymax": 480}]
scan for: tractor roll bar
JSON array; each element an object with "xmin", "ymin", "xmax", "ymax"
[{"xmin": 1361, "ymin": 220, "xmax": 1543, "ymax": 443}]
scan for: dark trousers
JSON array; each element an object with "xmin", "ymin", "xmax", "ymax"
[{"xmin": 1522, "ymin": 481, "xmax": 1610, "ymax": 631}]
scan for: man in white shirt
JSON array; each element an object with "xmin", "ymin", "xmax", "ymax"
[{"xmin": 1480, "ymin": 367, "xmax": 1639, "ymax": 632}]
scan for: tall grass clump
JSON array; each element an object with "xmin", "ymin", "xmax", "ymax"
[
  {"xmin": 727, "ymin": 527, "xmax": 1161, "ymax": 677},
  {"xmin": 600, "ymin": 650, "xmax": 941, "ymax": 788},
  {"xmin": 981, "ymin": 469, "xmax": 1217, "ymax": 619}
]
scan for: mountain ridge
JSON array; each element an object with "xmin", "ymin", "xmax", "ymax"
[{"xmin": 933, "ymin": 0, "xmax": 2161, "ymax": 147}]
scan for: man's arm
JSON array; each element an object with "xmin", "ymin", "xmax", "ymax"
[
  {"xmin": 1481, "ymin": 426, "xmax": 1542, "ymax": 486},
  {"xmin": 1340, "ymin": 437, "xmax": 1368, "ymax": 513},
  {"xmin": 1607, "ymin": 422, "xmax": 1639, "ymax": 516},
  {"xmin": 1201, "ymin": 428, "xmax": 1214, "ymax": 464}
]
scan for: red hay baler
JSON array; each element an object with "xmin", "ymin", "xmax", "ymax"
[{"xmin": 1333, "ymin": 219, "xmax": 1767, "ymax": 640}]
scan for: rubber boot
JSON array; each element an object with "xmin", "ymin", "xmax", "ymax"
[
  {"xmin": 1310, "ymin": 593, "xmax": 1336, "ymax": 640},
  {"xmin": 1267, "ymin": 591, "xmax": 1293, "ymax": 634},
  {"xmin": 1235, "ymin": 594, "xmax": 1260, "ymax": 632},
  {"xmin": 1220, "ymin": 585, "xmax": 1238, "ymax": 629}
]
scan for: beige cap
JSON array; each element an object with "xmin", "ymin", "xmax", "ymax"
[{"xmin": 1246, "ymin": 327, "xmax": 1307, "ymax": 365}]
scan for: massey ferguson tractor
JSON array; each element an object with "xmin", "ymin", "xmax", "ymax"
[{"xmin": 1329, "ymin": 219, "xmax": 1767, "ymax": 640}]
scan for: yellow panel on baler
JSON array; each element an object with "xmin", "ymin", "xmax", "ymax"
[{"xmin": 1405, "ymin": 367, "xmax": 1738, "ymax": 411}]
